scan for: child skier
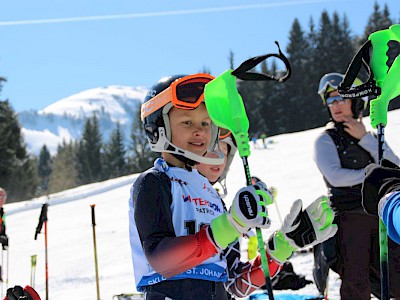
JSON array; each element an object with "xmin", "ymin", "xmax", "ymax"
[{"xmin": 129, "ymin": 74, "xmax": 337, "ymax": 300}]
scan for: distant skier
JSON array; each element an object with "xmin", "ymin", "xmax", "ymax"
[
  {"xmin": 0, "ymin": 188, "xmax": 8, "ymax": 282},
  {"xmin": 260, "ymin": 132, "xmax": 267, "ymax": 149},
  {"xmin": 251, "ymin": 136, "xmax": 259, "ymax": 149}
]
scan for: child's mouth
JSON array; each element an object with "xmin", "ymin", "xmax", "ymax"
[{"xmin": 189, "ymin": 142, "xmax": 205, "ymax": 147}]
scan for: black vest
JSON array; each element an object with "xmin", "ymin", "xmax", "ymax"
[{"xmin": 324, "ymin": 124, "xmax": 374, "ymax": 211}]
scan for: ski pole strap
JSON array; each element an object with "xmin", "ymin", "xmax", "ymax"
[
  {"xmin": 338, "ymin": 40, "xmax": 381, "ymax": 100},
  {"xmin": 231, "ymin": 41, "xmax": 291, "ymax": 82},
  {"xmin": 339, "ymin": 24, "xmax": 400, "ymax": 128},
  {"xmin": 369, "ymin": 24, "xmax": 400, "ymax": 128}
]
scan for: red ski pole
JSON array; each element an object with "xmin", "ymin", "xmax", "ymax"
[{"xmin": 35, "ymin": 203, "xmax": 49, "ymax": 300}]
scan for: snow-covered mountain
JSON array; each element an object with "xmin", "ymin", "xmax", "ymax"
[{"xmin": 18, "ymin": 85, "xmax": 148, "ymax": 155}]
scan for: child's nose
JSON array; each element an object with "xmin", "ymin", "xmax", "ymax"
[{"xmin": 193, "ymin": 125, "xmax": 206, "ymax": 136}]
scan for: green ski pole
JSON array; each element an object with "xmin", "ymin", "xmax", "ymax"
[
  {"xmin": 205, "ymin": 70, "xmax": 274, "ymax": 299},
  {"xmin": 368, "ymin": 25, "xmax": 400, "ymax": 300},
  {"xmin": 205, "ymin": 44, "xmax": 291, "ymax": 299},
  {"xmin": 339, "ymin": 23, "xmax": 400, "ymax": 300}
]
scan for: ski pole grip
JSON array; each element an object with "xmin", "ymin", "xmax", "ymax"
[
  {"xmin": 90, "ymin": 204, "xmax": 96, "ymax": 226},
  {"xmin": 34, "ymin": 203, "xmax": 48, "ymax": 240}
]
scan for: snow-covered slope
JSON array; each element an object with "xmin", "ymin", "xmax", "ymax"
[
  {"xmin": 5, "ymin": 109, "xmax": 400, "ymax": 300},
  {"xmin": 18, "ymin": 86, "xmax": 147, "ymax": 155}
]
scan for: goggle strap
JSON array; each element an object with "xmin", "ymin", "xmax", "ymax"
[
  {"xmin": 338, "ymin": 40, "xmax": 381, "ymax": 99},
  {"xmin": 231, "ymin": 41, "xmax": 291, "ymax": 83},
  {"xmin": 141, "ymin": 88, "xmax": 171, "ymax": 120}
]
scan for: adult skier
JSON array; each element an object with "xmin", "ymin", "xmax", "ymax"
[{"xmin": 313, "ymin": 72, "xmax": 400, "ymax": 299}]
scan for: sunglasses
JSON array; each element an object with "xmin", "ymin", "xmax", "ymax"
[
  {"xmin": 326, "ymin": 95, "xmax": 348, "ymax": 107},
  {"xmin": 141, "ymin": 74, "xmax": 215, "ymax": 120},
  {"xmin": 318, "ymin": 73, "xmax": 344, "ymax": 97}
]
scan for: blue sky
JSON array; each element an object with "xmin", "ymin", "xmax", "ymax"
[{"xmin": 1, "ymin": 0, "xmax": 399, "ymax": 112}]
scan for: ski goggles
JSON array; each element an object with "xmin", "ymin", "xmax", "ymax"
[
  {"xmin": 326, "ymin": 95, "xmax": 348, "ymax": 107},
  {"xmin": 318, "ymin": 73, "xmax": 344, "ymax": 101},
  {"xmin": 141, "ymin": 73, "xmax": 215, "ymax": 120},
  {"xmin": 219, "ymin": 127, "xmax": 232, "ymax": 139}
]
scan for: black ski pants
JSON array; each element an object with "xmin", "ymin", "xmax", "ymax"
[{"xmin": 336, "ymin": 211, "xmax": 400, "ymax": 300}]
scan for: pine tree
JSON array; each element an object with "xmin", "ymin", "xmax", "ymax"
[
  {"xmin": 37, "ymin": 145, "xmax": 53, "ymax": 193},
  {"xmin": 314, "ymin": 11, "xmax": 338, "ymax": 74},
  {"xmin": 332, "ymin": 12, "xmax": 355, "ymax": 70},
  {"xmin": 228, "ymin": 50, "xmax": 235, "ymax": 70},
  {"xmin": 128, "ymin": 108, "xmax": 157, "ymax": 173},
  {"xmin": 48, "ymin": 141, "xmax": 79, "ymax": 194},
  {"xmin": 103, "ymin": 122, "xmax": 127, "ymax": 179},
  {"xmin": 362, "ymin": 2, "xmax": 393, "ymax": 43},
  {"xmin": 0, "ymin": 100, "xmax": 38, "ymax": 201},
  {"xmin": 76, "ymin": 114, "xmax": 103, "ymax": 184},
  {"xmin": 284, "ymin": 18, "xmax": 313, "ymax": 132}
]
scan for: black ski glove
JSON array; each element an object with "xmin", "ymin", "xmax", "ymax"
[
  {"xmin": 0, "ymin": 234, "xmax": 8, "ymax": 249},
  {"xmin": 382, "ymin": 158, "xmax": 400, "ymax": 169},
  {"xmin": 4, "ymin": 285, "xmax": 41, "ymax": 300},
  {"xmin": 362, "ymin": 163, "xmax": 400, "ymax": 215}
]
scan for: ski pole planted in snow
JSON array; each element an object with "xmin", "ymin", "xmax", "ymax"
[
  {"xmin": 1, "ymin": 247, "xmax": 3, "ymax": 299},
  {"xmin": 91, "ymin": 204, "xmax": 100, "ymax": 300},
  {"xmin": 5, "ymin": 247, "xmax": 8, "ymax": 291},
  {"xmin": 31, "ymin": 254, "xmax": 37, "ymax": 288},
  {"xmin": 205, "ymin": 43, "xmax": 291, "ymax": 300},
  {"xmin": 0, "ymin": 246, "xmax": 9, "ymax": 299},
  {"xmin": 339, "ymin": 24, "xmax": 400, "ymax": 300},
  {"xmin": 34, "ymin": 203, "xmax": 49, "ymax": 300}
]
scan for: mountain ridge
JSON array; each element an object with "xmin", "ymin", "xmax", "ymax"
[{"xmin": 18, "ymin": 85, "xmax": 148, "ymax": 155}]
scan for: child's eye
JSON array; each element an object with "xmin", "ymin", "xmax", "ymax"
[
  {"xmin": 202, "ymin": 121, "xmax": 210, "ymax": 126},
  {"xmin": 183, "ymin": 121, "xmax": 192, "ymax": 125}
]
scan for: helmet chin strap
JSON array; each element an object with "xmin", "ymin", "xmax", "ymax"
[
  {"xmin": 171, "ymin": 153, "xmax": 197, "ymax": 170},
  {"xmin": 149, "ymin": 128, "xmax": 225, "ymax": 166}
]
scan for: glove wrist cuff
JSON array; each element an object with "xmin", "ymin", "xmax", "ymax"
[
  {"xmin": 211, "ymin": 213, "xmax": 241, "ymax": 249},
  {"xmin": 267, "ymin": 231, "xmax": 296, "ymax": 263}
]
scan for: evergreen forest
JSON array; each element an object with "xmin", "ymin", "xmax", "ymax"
[{"xmin": 0, "ymin": 2, "xmax": 398, "ymax": 202}]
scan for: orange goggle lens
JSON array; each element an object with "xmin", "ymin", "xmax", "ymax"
[
  {"xmin": 219, "ymin": 127, "xmax": 231, "ymax": 139},
  {"xmin": 141, "ymin": 74, "xmax": 214, "ymax": 120}
]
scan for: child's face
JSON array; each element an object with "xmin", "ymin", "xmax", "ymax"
[
  {"xmin": 197, "ymin": 141, "xmax": 229, "ymax": 183},
  {"xmin": 0, "ymin": 189, "xmax": 6, "ymax": 207},
  {"xmin": 168, "ymin": 103, "xmax": 212, "ymax": 158}
]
